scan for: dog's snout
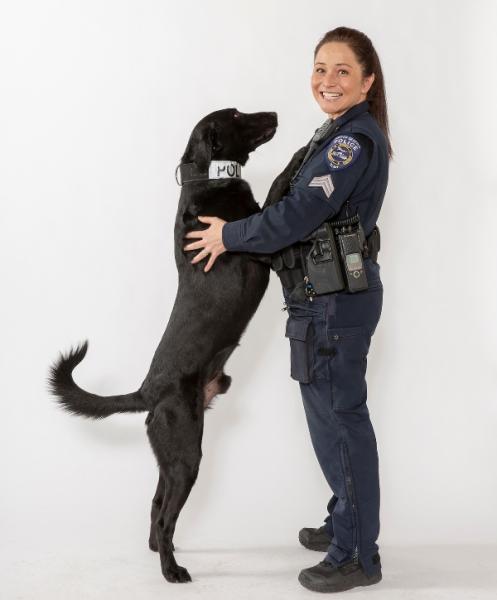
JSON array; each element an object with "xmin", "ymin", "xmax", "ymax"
[
  {"xmin": 266, "ymin": 111, "xmax": 278, "ymax": 126},
  {"xmin": 258, "ymin": 112, "xmax": 277, "ymax": 134}
]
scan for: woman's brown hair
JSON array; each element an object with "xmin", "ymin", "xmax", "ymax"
[{"xmin": 314, "ymin": 27, "xmax": 393, "ymax": 159}]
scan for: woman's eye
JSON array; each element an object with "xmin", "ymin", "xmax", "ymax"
[
  {"xmin": 315, "ymin": 68, "xmax": 325, "ymax": 74},
  {"xmin": 339, "ymin": 70, "xmax": 349, "ymax": 75}
]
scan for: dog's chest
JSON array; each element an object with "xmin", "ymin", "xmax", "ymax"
[{"xmin": 178, "ymin": 181, "xmax": 260, "ymax": 224}]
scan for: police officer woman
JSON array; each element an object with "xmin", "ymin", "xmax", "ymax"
[{"xmin": 184, "ymin": 26, "xmax": 392, "ymax": 594}]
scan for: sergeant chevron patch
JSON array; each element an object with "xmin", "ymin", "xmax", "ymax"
[{"xmin": 308, "ymin": 174, "xmax": 334, "ymax": 198}]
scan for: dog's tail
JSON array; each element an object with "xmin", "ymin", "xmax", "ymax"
[{"xmin": 48, "ymin": 340, "xmax": 148, "ymax": 419}]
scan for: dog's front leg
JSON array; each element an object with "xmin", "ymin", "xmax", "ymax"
[
  {"xmin": 262, "ymin": 144, "xmax": 309, "ymax": 209},
  {"xmin": 146, "ymin": 398, "xmax": 203, "ymax": 583}
]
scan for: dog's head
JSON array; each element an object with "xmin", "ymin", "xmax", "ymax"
[{"xmin": 181, "ymin": 108, "xmax": 278, "ymax": 171}]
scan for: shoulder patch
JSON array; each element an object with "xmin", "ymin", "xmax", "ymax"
[{"xmin": 325, "ymin": 134, "xmax": 361, "ymax": 170}]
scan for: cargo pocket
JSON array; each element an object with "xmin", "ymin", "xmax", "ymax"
[
  {"xmin": 285, "ymin": 316, "xmax": 313, "ymax": 383},
  {"xmin": 327, "ymin": 326, "xmax": 371, "ymax": 411}
]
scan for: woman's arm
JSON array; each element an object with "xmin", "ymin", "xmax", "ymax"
[
  {"xmin": 184, "ymin": 133, "xmax": 372, "ymax": 271},
  {"xmin": 222, "ymin": 133, "xmax": 372, "ymax": 253}
]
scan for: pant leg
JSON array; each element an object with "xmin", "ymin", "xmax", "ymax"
[
  {"xmin": 324, "ymin": 494, "xmax": 338, "ymax": 537},
  {"xmin": 299, "ymin": 377, "xmax": 359, "ymax": 565},
  {"xmin": 283, "ymin": 260, "xmax": 383, "ymax": 577}
]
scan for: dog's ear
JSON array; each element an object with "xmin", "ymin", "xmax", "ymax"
[{"xmin": 192, "ymin": 123, "xmax": 214, "ymax": 172}]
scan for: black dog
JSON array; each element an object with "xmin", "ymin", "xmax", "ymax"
[{"xmin": 48, "ymin": 107, "xmax": 309, "ymax": 583}]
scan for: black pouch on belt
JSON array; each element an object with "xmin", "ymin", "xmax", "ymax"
[
  {"xmin": 302, "ymin": 222, "xmax": 345, "ymax": 294},
  {"xmin": 302, "ymin": 214, "xmax": 370, "ymax": 295}
]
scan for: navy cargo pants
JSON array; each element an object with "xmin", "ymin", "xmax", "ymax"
[{"xmin": 282, "ymin": 258, "xmax": 383, "ymax": 578}]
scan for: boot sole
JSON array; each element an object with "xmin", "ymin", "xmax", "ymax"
[{"xmin": 298, "ymin": 570, "xmax": 382, "ymax": 593}]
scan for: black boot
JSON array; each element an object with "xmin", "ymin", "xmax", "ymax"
[
  {"xmin": 298, "ymin": 525, "xmax": 332, "ymax": 551},
  {"xmin": 298, "ymin": 555, "xmax": 382, "ymax": 593}
]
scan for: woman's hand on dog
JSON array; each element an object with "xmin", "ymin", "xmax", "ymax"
[{"xmin": 183, "ymin": 216, "xmax": 227, "ymax": 272}]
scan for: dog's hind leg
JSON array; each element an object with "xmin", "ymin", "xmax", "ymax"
[
  {"xmin": 147, "ymin": 470, "xmax": 168, "ymax": 551},
  {"xmin": 146, "ymin": 394, "xmax": 203, "ymax": 583},
  {"xmin": 148, "ymin": 471, "xmax": 176, "ymax": 553}
]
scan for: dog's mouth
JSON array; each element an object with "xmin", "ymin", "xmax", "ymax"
[{"xmin": 253, "ymin": 126, "xmax": 277, "ymax": 147}]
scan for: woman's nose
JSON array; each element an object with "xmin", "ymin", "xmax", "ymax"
[{"xmin": 322, "ymin": 72, "xmax": 338, "ymax": 87}]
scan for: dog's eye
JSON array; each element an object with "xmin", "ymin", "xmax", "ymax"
[{"xmin": 233, "ymin": 111, "xmax": 240, "ymax": 119}]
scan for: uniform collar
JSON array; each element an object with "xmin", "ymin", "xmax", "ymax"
[
  {"xmin": 332, "ymin": 100, "xmax": 370, "ymax": 128},
  {"xmin": 297, "ymin": 101, "xmax": 370, "ymax": 173},
  {"xmin": 311, "ymin": 100, "xmax": 369, "ymax": 154}
]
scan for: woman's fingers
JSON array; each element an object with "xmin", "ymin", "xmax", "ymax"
[
  {"xmin": 189, "ymin": 248, "xmax": 220, "ymax": 272},
  {"xmin": 183, "ymin": 216, "xmax": 215, "ymax": 240},
  {"xmin": 184, "ymin": 230, "xmax": 204, "ymax": 239},
  {"xmin": 190, "ymin": 249, "xmax": 209, "ymax": 264},
  {"xmin": 183, "ymin": 239, "xmax": 204, "ymax": 251},
  {"xmin": 204, "ymin": 252, "xmax": 217, "ymax": 272},
  {"xmin": 182, "ymin": 216, "xmax": 226, "ymax": 271}
]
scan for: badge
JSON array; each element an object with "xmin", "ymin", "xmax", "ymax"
[
  {"xmin": 308, "ymin": 174, "xmax": 334, "ymax": 199},
  {"xmin": 325, "ymin": 135, "xmax": 361, "ymax": 170}
]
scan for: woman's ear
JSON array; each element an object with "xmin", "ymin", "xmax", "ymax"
[
  {"xmin": 192, "ymin": 123, "xmax": 214, "ymax": 172},
  {"xmin": 362, "ymin": 73, "xmax": 375, "ymax": 96}
]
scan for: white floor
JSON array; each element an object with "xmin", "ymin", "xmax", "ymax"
[{"xmin": 4, "ymin": 545, "xmax": 497, "ymax": 599}]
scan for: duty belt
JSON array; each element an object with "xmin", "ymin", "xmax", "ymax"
[{"xmin": 272, "ymin": 225, "xmax": 381, "ymax": 289}]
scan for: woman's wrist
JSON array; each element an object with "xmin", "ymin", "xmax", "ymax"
[{"xmin": 221, "ymin": 220, "xmax": 240, "ymax": 252}]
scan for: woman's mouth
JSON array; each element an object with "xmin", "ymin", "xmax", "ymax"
[{"xmin": 320, "ymin": 92, "xmax": 343, "ymax": 101}]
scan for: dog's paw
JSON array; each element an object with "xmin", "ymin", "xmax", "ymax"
[{"xmin": 163, "ymin": 564, "xmax": 191, "ymax": 583}]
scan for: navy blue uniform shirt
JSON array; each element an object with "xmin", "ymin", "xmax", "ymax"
[{"xmin": 222, "ymin": 101, "xmax": 389, "ymax": 254}]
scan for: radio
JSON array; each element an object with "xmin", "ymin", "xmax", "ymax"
[{"xmin": 334, "ymin": 220, "xmax": 368, "ymax": 293}]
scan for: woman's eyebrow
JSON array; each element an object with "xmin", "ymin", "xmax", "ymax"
[{"xmin": 314, "ymin": 62, "xmax": 352, "ymax": 68}]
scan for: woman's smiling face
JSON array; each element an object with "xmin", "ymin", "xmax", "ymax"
[{"xmin": 311, "ymin": 41, "xmax": 375, "ymax": 119}]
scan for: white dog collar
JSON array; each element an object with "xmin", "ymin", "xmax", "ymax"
[
  {"xmin": 208, "ymin": 160, "xmax": 242, "ymax": 179},
  {"xmin": 176, "ymin": 160, "xmax": 242, "ymax": 185}
]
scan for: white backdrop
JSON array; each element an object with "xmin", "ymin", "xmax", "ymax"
[{"xmin": 1, "ymin": 0, "xmax": 497, "ymax": 579}]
